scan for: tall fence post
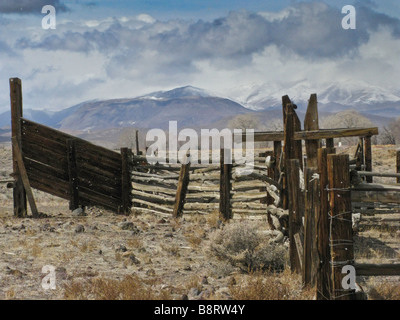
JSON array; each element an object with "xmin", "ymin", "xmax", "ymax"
[
  {"xmin": 67, "ymin": 139, "xmax": 79, "ymax": 211},
  {"xmin": 327, "ymin": 154, "xmax": 355, "ymax": 300},
  {"xmin": 120, "ymin": 148, "xmax": 132, "ymax": 215},
  {"xmin": 287, "ymin": 159, "xmax": 303, "ymax": 274},
  {"xmin": 220, "ymin": 148, "xmax": 232, "ymax": 220},
  {"xmin": 304, "ymin": 94, "xmax": 320, "ymax": 168},
  {"xmin": 316, "ymin": 148, "xmax": 334, "ymax": 300},
  {"xmin": 283, "ymin": 103, "xmax": 295, "ymax": 210},
  {"xmin": 303, "ymin": 167, "xmax": 319, "ymax": 287},
  {"xmin": 10, "ymin": 78, "xmax": 27, "ymax": 218},
  {"xmin": 173, "ymin": 157, "xmax": 191, "ymax": 218}
]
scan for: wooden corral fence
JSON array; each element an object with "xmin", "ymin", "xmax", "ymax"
[
  {"xmin": 277, "ymin": 93, "xmax": 400, "ymax": 300},
  {"xmin": 7, "ymin": 78, "xmax": 400, "ymax": 300},
  {"xmin": 9, "ymin": 78, "xmax": 133, "ymax": 216},
  {"xmin": 129, "ymin": 150, "xmax": 280, "ymax": 219}
]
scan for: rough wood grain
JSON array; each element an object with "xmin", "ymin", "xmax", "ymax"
[
  {"xmin": 287, "ymin": 159, "xmax": 303, "ymax": 274},
  {"xmin": 173, "ymin": 161, "xmax": 191, "ymax": 218},
  {"xmin": 304, "ymin": 94, "xmax": 320, "ymax": 168},
  {"xmin": 10, "ymin": 78, "xmax": 27, "ymax": 217},
  {"xmin": 303, "ymin": 167, "xmax": 319, "ymax": 287},
  {"xmin": 12, "ymin": 136, "xmax": 38, "ymax": 218},
  {"xmin": 327, "ymin": 154, "xmax": 355, "ymax": 300}
]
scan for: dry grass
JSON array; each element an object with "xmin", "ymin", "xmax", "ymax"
[
  {"xmin": 229, "ymin": 268, "xmax": 315, "ymax": 300},
  {"xmin": 367, "ymin": 281, "xmax": 400, "ymax": 300},
  {"xmin": 5, "ymin": 288, "xmax": 16, "ymax": 300},
  {"xmin": 206, "ymin": 210, "xmax": 221, "ymax": 228},
  {"xmin": 209, "ymin": 221, "xmax": 288, "ymax": 272},
  {"xmin": 64, "ymin": 275, "xmax": 172, "ymax": 300},
  {"xmin": 184, "ymin": 228, "xmax": 205, "ymax": 248},
  {"xmin": 184, "ymin": 274, "xmax": 203, "ymax": 292}
]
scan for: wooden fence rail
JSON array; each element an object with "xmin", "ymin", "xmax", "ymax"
[
  {"xmin": 10, "ymin": 78, "xmax": 131, "ymax": 216},
  {"xmin": 9, "ymin": 77, "xmax": 400, "ymax": 302}
]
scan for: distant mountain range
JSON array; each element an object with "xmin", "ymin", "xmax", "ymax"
[
  {"xmin": 0, "ymin": 82, "xmax": 399, "ymax": 145},
  {"xmin": 229, "ymin": 80, "xmax": 400, "ymax": 117}
]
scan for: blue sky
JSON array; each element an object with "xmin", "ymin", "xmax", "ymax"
[
  {"xmin": 1, "ymin": 0, "xmax": 400, "ymax": 113},
  {"xmin": 65, "ymin": 0, "xmax": 400, "ymax": 20}
]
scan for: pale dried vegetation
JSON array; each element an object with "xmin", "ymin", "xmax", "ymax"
[
  {"xmin": 209, "ymin": 220, "xmax": 288, "ymax": 272},
  {"xmin": 229, "ymin": 269, "xmax": 315, "ymax": 300},
  {"xmin": 0, "ymin": 145, "xmax": 399, "ymax": 300},
  {"xmin": 64, "ymin": 275, "xmax": 172, "ymax": 300}
]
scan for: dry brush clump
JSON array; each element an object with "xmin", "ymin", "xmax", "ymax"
[
  {"xmin": 229, "ymin": 269, "xmax": 315, "ymax": 300},
  {"xmin": 63, "ymin": 275, "xmax": 171, "ymax": 300},
  {"xmin": 209, "ymin": 221, "xmax": 288, "ymax": 273}
]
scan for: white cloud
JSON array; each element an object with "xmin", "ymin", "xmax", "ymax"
[{"xmin": 1, "ymin": 2, "xmax": 400, "ymax": 113}]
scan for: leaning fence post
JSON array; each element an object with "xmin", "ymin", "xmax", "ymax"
[
  {"xmin": 327, "ymin": 154, "xmax": 355, "ymax": 300},
  {"xmin": 10, "ymin": 78, "xmax": 27, "ymax": 218},
  {"xmin": 173, "ymin": 157, "xmax": 191, "ymax": 218},
  {"xmin": 12, "ymin": 136, "xmax": 39, "ymax": 218},
  {"xmin": 67, "ymin": 139, "xmax": 79, "ymax": 211},
  {"xmin": 220, "ymin": 148, "xmax": 232, "ymax": 220},
  {"xmin": 120, "ymin": 148, "xmax": 132, "ymax": 215}
]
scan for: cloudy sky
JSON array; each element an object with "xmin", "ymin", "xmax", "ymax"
[{"xmin": 0, "ymin": 0, "xmax": 400, "ymax": 113}]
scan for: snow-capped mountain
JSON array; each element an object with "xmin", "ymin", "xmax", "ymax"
[
  {"xmin": 56, "ymin": 86, "xmax": 249, "ymax": 131},
  {"xmin": 139, "ymin": 86, "xmax": 213, "ymax": 100},
  {"xmin": 228, "ymin": 80, "xmax": 400, "ymax": 117}
]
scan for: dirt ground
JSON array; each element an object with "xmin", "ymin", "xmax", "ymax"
[{"xmin": 0, "ymin": 143, "xmax": 399, "ymax": 300}]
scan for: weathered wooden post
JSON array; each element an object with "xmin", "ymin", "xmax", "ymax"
[
  {"xmin": 273, "ymin": 141, "xmax": 282, "ymax": 182},
  {"xmin": 283, "ymin": 103, "xmax": 295, "ymax": 210},
  {"xmin": 11, "ymin": 136, "xmax": 39, "ymax": 218},
  {"xmin": 355, "ymin": 138, "xmax": 364, "ymax": 172},
  {"xmin": 66, "ymin": 139, "xmax": 79, "ymax": 210},
  {"xmin": 282, "ymin": 95, "xmax": 304, "ymax": 210},
  {"xmin": 135, "ymin": 130, "xmax": 140, "ymax": 156},
  {"xmin": 327, "ymin": 154, "xmax": 355, "ymax": 300},
  {"xmin": 364, "ymin": 136, "xmax": 372, "ymax": 183},
  {"xmin": 10, "ymin": 78, "xmax": 27, "ymax": 217},
  {"xmin": 259, "ymin": 151, "xmax": 274, "ymax": 205},
  {"xmin": 173, "ymin": 157, "xmax": 191, "ymax": 218},
  {"xmin": 303, "ymin": 167, "xmax": 320, "ymax": 287},
  {"xmin": 326, "ymin": 138, "xmax": 334, "ymax": 149},
  {"xmin": 219, "ymin": 148, "xmax": 232, "ymax": 220},
  {"xmin": 396, "ymin": 151, "xmax": 400, "ymax": 184},
  {"xmin": 304, "ymin": 94, "xmax": 321, "ymax": 168},
  {"xmin": 287, "ymin": 159, "xmax": 303, "ymax": 274},
  {"xmin": 316, "ymin": 148, "xmax": 334, "ymax": 300},
  {"xmin": 120, "ymin": 148, "xmax": 132, "ymax": 215}
]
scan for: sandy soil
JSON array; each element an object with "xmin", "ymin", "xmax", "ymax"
[{"xmin": 0, "ymin": 144, "xmax": 399, "ymax": 300}]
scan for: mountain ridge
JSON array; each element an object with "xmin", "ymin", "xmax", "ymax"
[{"xmin": 0, "ymin": 84, "xmax": 397, "ymax": 135}]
